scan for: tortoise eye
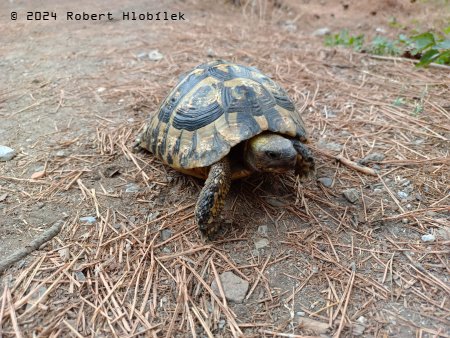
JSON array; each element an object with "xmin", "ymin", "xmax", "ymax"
[{"xmin": 266, "ymin": 151, "xmax": 279, "ymax": 159}]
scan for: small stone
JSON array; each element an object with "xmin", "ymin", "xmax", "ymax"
[
  {"xmin": 74, "ymin": 271, "xmax": 86, "ymax": 282},
  {"xmin": 136, "ymin": 51, "xmax": 148, "ymax": 59},
  {"xmin": 255, "ymin": 238, "xmax": 269, "ymax": 249},
  {"xmin": 104, "ymin": 165, "xmax": 120, "ymax": 177},
  {"xmin": 59, "ymin": 248, "xmax": 70, "ymax": 261},
  {"xmin": 312, "ymin": 27, "xmax": 331, "ymax": 36},
  {"xmin": 421, "ymin": 234, "xmax": 435, "ymax": 242},
  {"xmin": 402, "ymin": 218, "xmax": 409, "ymax": 224},
  {"xmin": 0, "ymin": 193, "xmax": 8, "ymax": 202},
  {"xmin": 265, "ymin": 197, "xmax": 288, "ymax": 207},
  {"xmin": 80, "ymin": 216, "xmax": 96, "ymax": 224},
  {"xmin": 318, "ymin": 177, "xmax": 333, "ymax": 187},
  {"xmin": 148, "ymin": 50, "xmax": 164, "ymax": 61},
  {"xmin": 280, "ymin": 20, "xmax": 297, "ymax": 32},
  {"xmin": 296, "ymin": 311, "xmax": 306, "ymax": 316},
  {"xmin": 160, "ymin": 229, "xmax": 172, "ymax": 241},
  {"xmin": 373, "ymin": 188, "xmax": 383, "ymax": 194},
  {"xmin": 359, "ymin": 152, "xmax": 385, "ymax": 165},
  {"xmin": 97, "ymin": 87, "xmax": 106, "ymax": 93},
  {"xmin": 55, "ymin": 150, "xmax": 66, "ymax": 157},
  {"xmin": 113, "ymin": 223, "xmax": 122, "ymax": 230},
  {"xmin": 425, "ymin": 211, "xmax": 437, "ymax": 217},
  {"xmin": 257, "ymin": 225, "xmax": 268, "ymax": 236},
  {"xmin": 375, "ymin": 27, "xmax": 386, "ymax": 33},
  {"xmin": 31, "ymin": 171, "xmax": 45, "ymax": 179},
  {"xmin": 0, "ymin": 145, "xmax": 16, "ymax": 161},
  {"xmin": 147, "ymin": 211, "xmax": 160, "ymax": 222},
  {"xmin": 397, "ymin": 191, "xmax": 408, "ymax": 199},
  {"xmin": 125, "ymin": 183, "xmax": 139, "ymax": 193},
  {"xmin": 343, "ymin": 189, "xmax": 359, "ymax": 203},
  {"xmin": 206, "ymin": 48, "xmax": 215, "ymax": 57},
  {"xmin": 211, "ymin": 271, "xmax": 249, "ymax": 303},
  {"xmin": 218, "ymin": 319, "xmax": 226, "ymax": 329}
]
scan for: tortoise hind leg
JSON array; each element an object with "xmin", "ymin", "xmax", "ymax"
[
  {"xmin": 292, "ymin": 140, "xmax": 315, "ymax": 179},
  {"xmin": 195, "ymin": 157, "xmax": 232, "ymax": 238}
]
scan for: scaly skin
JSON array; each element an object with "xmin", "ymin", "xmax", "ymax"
[
  {"xmin": 292, "ymin": 140, "xmax": 315, "ymax": 179},
  {"xmin": 195, "ymin": 157, "xmax": 232, "ymax": 238}
]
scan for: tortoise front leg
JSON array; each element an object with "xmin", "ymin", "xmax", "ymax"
[
  {"xmin": 195, "ymin": 157, "xmax": 231, "ymax": 238},
  {"xmin": 292, "ymin": 140, "xmax": 315, "ymax": 179}
]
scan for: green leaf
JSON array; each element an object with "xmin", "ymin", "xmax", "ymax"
[
  {"xmin": 410, "ymin": 32, "xmax": 436, "ymax": 53},
  {"xmin": 434, "ymin": 39, "xmax": 450, "ymax": 50},
  {"xmin": 416, "ymin": 49, "xmax": 440, "ymax": 67},
  {"xmin": 435, "ymin": 50, "xmax": 450, "ymax": 65}
]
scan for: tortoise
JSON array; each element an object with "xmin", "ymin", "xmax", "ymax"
[{"xmin": 134, "ymin": 60, "xmax": 315, "ymax": 237}]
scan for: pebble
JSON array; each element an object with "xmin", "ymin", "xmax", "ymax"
[
  {"xmin": 160, "ymin": 229, "xmax": 172, "ymax": 241},
  {"xmin": 136, "ymin": 51, "xmax": 148, "ymax": 59},
  {"xmin": 148, "ymin": 50, "xmax": 164, "ymax": 61},
  {"xmin": 80, "ymin": 216, "xmax": 96, "ymax": 224},
  {"xmin": 147, "ymin": 211, "xmax": 160, "ymax": 222},
  {"xmin": 421, "ymin": 234, "xmax": 435, "ymax": 242},
  {"xmin": 257, "ymin": 225, "xmax": 268, "ymax": 236},
  {"xmin": 265, "ymin": 197, "xmax": 287, "ymax": 207},
  {"xmin": 318, "ymin": 177, "xmax": 333, "ymax": 187},
  {"xmin": 125, "ymin": 183, "xmax": 139, "ymax": 193},
  {"xmin": 211, "ymin": 271, "xmax": 249, "ymax": 303},
  {"xmin": 312, "ymin": 27, "xmax": 331, "ymax": 36},
  {"xmin": 0, "ymin": 145, "xmax": 16, "ymax": 161},
  {"xmin": 55, "ymin": 150, "xmax": 66, "ymax": 157},
  {"xmin": 296, "ymin": 311, "xmax": 306, "ymax": 316},
  {"xmin": 397, "ymin": 191, "xmax": 408, "ymax": 199},
  {"xmin": 359, "ymin": 152, "xmax": 385, "ymax": 165},
  {"xmin": 402, "ymin": 218, "xmax": 409, "ymax": 224},
  {"xmin": 343, "ymin": 189, "xmax": 359, "ymax": 203},
  {"xmin": 97, "ymin": 87, "xmax": 106, "ymax": 93},
  {"xmin": 255, "ymin": 238, "xmax": 269, "ymax": 249},
  {"xmin": 373, "ymin": 188, "xmax": 383, "ymax": 194},
  {"xmin": 218, "ymin": 319, "xmax": 226, "ymax": 329},
  {"xmin": 74, "ymin": 271, "xmax": 86, "ymax": 282}
]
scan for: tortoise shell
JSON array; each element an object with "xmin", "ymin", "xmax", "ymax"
[{"xmin": 137, "ymin": 60, "xmax": 308, "ymax": 176}]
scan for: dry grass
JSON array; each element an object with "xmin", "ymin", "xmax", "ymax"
[{"xmin": 1, "ymin": 0, "xmax": 449, "ymax": 337}]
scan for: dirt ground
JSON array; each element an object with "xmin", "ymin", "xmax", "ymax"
[{"xmin": 1, "ymin": 0, "xmax": 449, "ymax": 337}]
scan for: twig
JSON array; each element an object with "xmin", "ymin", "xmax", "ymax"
[{"xmin": 0, "ymin": 220, "xmax": 65, "ymax": 274}]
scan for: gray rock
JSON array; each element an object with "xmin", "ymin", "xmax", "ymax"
[
  {"xmin": 136, "ymin": 51, "xmax": 148, "ymax": 59},
  {"xmin": 255, "ymin": 238, "xmax": 269, "ymax": 249},
  {"xmin": 147, "ymin": 211, "xmax": 160, "ymax": 222},
  {"xmin": 397, "ymin": 191, "xmax": 408, "ymax": 199},
  {"xmin": 148, "ymin": 50, "xmax": 164, "ymax": 61},
  {"xmin": 125, "ymin": 183, "xmax": 139, "ymax": 193},
  {"xmin": 74, "ymin": 271, "xmax": 86, "ymax": 282},
  {"xmin": 421, "ymin": 234, "xmax": 435, "ymax": 242},
  {"xmin": 257, "ymin": 225, "xmax": 268, "ymax": 236},
  {"xmin": 359, "ymin": 152, "xmax": 385, "ymax": 165},
  {"xmin": 160, "ymin": 229, "xmax": 172, "ymax": 241},
  {"xmin": 313, "ymin": 27, "xmax": 331, "ymax": 36},
  {"xmin": 0, "ymin": 145, "xmax": 16, "ymax": 161},
  {"xmin": 318, "ymin": 177, "xmax": 333, "ymax": 187},
  {"xmin": 211, "ymin": 271, "xmax": 249, "ymax": 303},
  {"xmin": 343, "ymin": 189, "xmax": 359, "ymax": 203},
  {"xmin": 55, "ymin": 150, "xmax": 66, "ymax": 157},
  {"xmin": 80, "ymin": 216, "xmax": 96, "ymax": 224},
  {"xmin": 218, "ymin": 319, "xmax": 226, "ymax": 329},
  {"xmin": 425, "ymin": 211, "xmax": 437, "ymax": 217}
]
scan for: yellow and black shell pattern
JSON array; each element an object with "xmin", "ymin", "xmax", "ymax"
[{"xmin": 139, "ymin": 60, "xmax": 308, "ymax": 170}]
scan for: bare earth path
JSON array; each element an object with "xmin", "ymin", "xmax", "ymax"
[{"xmin": 0, "ymin": 0, "xmax": 449, "ymax": 337}]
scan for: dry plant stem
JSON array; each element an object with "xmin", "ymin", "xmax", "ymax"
[{"xmin": 0, "ymin": 220, "xmax": 65, "ymax": 274}]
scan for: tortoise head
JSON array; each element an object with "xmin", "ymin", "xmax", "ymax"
[{"xmin": 244, "ymin": 133, "xmax": 297, "ymax": 173}]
